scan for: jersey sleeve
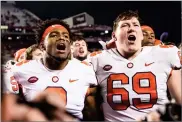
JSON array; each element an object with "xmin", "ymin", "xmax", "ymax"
[
  {"xmin": 85, "ymin": 51, "xmax": 102, "ymax": 73},
  {"xmin": 84, "ymin": 65, "xmax": 98, "ymax": 86},
  {"xmin": 2, "ymin": 66, "xmax": 19, "ymax": 94},
  {"xmin": 168, "ymin": 46, "xmax": 181, "ymax": 69}
]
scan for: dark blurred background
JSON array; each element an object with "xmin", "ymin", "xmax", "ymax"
[{"xmin": 1, "ymin": 1, "xmax": 181, "ymax": 63}]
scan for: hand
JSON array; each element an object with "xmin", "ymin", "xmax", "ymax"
[
  {"xmin": 138, "ymin": 103, "xmax": 181, "ymax": 122},
  {"xmin": 33, "ymin": 92, "xmax": 78, "ymax": 121},
  {"xmin": 137, "ymin": 111, "xmax": 161, "ymax": 122},
  {"xmin": 98, "ymin": 38, "xmax": 116, "ymax": 50},
  {"xmin": 2, "ymin": 94, "xmax": 47, "ymax": 121},
  {"xmin": 2, "ymin": 92, "xmax": 78, "ymax": 121},
  {"xmin": 106, "ymin": 38, "xmax": 116, "ymax": 49}
]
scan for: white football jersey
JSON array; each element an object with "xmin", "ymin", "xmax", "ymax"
[
  {"xmin": 7, "ymin": 58, "xmax": 97, "ymax": 119},
  {"xmin": 87, "ymin": 45, "xmax": 181, "ymax": 121}
]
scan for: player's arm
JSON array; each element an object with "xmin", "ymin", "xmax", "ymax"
[
  {"xmin": 83, "ymin": 86, "xmax": 104, "ymax": 121},
  {"xmin": 81, "ymin": 60, "xmax": 104, "ymax": 121},
  {"xmin": 81, "ymin": 66, "xmax": 99, "ymax": 121},
  {"xmin": 138, "ymin": 103, "xmax": 181, "ymax": 122},
  {"xmin": 83, "ymin": 90, "xmax": 98, "ymax": 121},
  {"xmin": 167, "ymin": 69, "xmax": 181, "ymax": 104},
  {"xmin": 167, "ymin": 46, "xmax": 182, "ymax": 104}
]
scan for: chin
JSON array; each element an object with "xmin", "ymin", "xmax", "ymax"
[
  {"xmin": 128, "ymin": 46, "xmax": 139, "ymax": 52},
  {"xmin": 147, "ymin": 44, "xmax": 154, "ymax": 46},
  {"xmin": 60, "ymin": 55, "xmax": 69, "ymax": 59},
  {"xmin": 55, "ymin": 54, "xmax": 67, "ymax": 60},
  {"xmin": 79, "ymin": 54, "xmax": 87, "ymax": 58}
]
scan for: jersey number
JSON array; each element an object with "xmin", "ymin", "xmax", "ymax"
[
  {"xmin": 107, "ymin": 72, "xmax": 158, "ymax": 110},
  {"xmin": 45, "ymin": 87, "xmax": 67, "ymax": 106},
  {"xmin": 10, "ymin": 76, "xmax": 19, "ymax": 91}
]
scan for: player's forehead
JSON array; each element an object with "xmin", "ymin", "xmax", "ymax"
[
  {"xmin": 142, "ymin": 30, "xmax": 155, "ymax": 35},
  {"xmin": 118, "ymin": 17, "xmax": 140, "ymax": 25},
  {"xmin": 74, "ymin": 40, "xmax": 86, "ymax": 45},
  {"xmin": 49, "ymin": 27, "xmax": 69, "ymax": 35}
]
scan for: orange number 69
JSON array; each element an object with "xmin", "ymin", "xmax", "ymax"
[{"xmin": 107, "ymin": 72, "xmax": 158, "ymax": 110}]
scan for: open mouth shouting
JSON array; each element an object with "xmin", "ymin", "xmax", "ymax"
[
  {"xmin": 56, "ymin": 42, "xmax": 66, "ymax": 53},
  {"xmin": 128, "ymin": 34, "xmax": 136, "ymax": 44},
  {"xmin": 79, "ymin": 48, "xmax": 85, "ymax": 54}
]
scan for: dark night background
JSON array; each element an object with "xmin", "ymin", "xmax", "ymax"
[{"xmin": 15, "ymin": 1, "xmax": 181, "ymax": 44}]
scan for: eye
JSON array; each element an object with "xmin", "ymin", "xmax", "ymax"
[
  {"xmin": 64, "ymin": 35, "xmax": 69, "ymax": 38},
  {"xmin": 121, "ymin": 24, "xmax": 128, "ymax": 27},
  {"xmin": 143, "ymin": 32, "xmax": 148, "ymax": 36},
  {"xmin": 75, "ymin": 43, "xmax": 80, "ymax": 47},
  {"xmin": 134, "ymin": 24, "xmax": 139, "ymax": 27},
  {"xmin": 49, "ymin": 33, "xmax": 57, "ymax": 38},
  {"xmin": 151, "ymin": 35, "xmax": 155, "ymax": 38}
]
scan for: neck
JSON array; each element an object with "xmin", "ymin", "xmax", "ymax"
[
  {"xmin": 116, "ymin": 47, "xmax": 142, "ymax": 61},
  {"xmin": 42, "ymin": 53, "xmax": 69, "ymax": 70},
  {"xmin": 76, "ymin": 56, "xmax": 87, "ymax": 61}
]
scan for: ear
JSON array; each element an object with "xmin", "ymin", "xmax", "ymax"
[
  {"xmin": 39, "ymin": 42, "xmax": 46, "ymax": 51},
  {"xmin": 112, "ymin": 32, "xmax": 117, "ymax": 41}
]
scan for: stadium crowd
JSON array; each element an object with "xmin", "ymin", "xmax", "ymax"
[{"xmin": 1, "ymin": 8, "xmax": 182, "ymax": 122}]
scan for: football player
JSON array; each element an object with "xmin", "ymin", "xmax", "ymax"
[
  {"xmin": 141, "ymin": 25, "xmax": 155, "ymax": 46},
  {"xmin": 4, "ymin": 18, "xmax": 98, "ymax": 120},
  {"xmin": 72, "ymin": 36, "xmax": 89, "ymax": 61},
  {"xmin": 86, "ymin": 10, "xmax": 181, "ymax": 121}
]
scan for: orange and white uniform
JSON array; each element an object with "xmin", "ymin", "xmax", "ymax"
[
  {"xmin": 5, "ymin": 59, "xmax": 97, "ymax": 119},
  {"xmin": 86, "ymin": 45, "xmax": 181, "ymax": 121},
  {"xmin": 154, "ymin": 39, "xmax": 163, "ymax": 46},
  {"xmin": 2, "ymin": 60, "xmax": 18, "ymax": 93}
]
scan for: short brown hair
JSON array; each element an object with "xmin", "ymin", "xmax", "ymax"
[
  {"xmin": 72, "ymin": 35, "xmax": 88, "ymax": 47},
  {"xmin": 72, "ymin": 35, "xmax": 85, "ymax": 42},
  {"xmin": 25, "ymin": 44, "xmax": 39, "ymax": 60},
  {"xmin": 113, "ymin": 10, "xmax": 141, "ymax": 32}
]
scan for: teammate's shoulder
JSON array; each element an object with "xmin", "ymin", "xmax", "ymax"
[
  {"xmin": 69, "ymin": 58, "xmax": 88, "ymax": 67},
  {"xmin": 15, "ymin": 60, "xmax": 32, "ymax": 67},
  {"xmin": 154, "ymin": 45, "xmax": 178, "ymax": 52},
  {"xmin": 141, "ymin": 46, "xmax": 154, "ymax": 52},
  {"xmin": 69, "ymin": 59, "xmax": 94, "ymax": 75},
  {"xmin": 14, "ymin": 60, "xmax": 39, "ymax": 70},
  {"xmin": 13, "ymin": 60, "xmax": 41, "ymax": 74},
  {"xmin": 88, "ymin": 50, "xmax": 104, "ymax": 57}
]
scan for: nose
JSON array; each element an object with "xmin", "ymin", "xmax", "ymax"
[
  {"xmin": 148, "ymin": 35, "xmax": 153, "ymax": 39},
  {"xmin": 79, "ymin": 46, "xmax": 83, "ymax": 50},
  {"xmin": 57, "ymin": 34, "xmax": 66, "ymax": 40},
  {"xmin": 128, "ymin": 25, "xmax": 135, "ymax": 33}
]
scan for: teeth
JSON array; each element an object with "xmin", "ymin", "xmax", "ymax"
[
  {"xmin": 79, "ymin": 50, "xmax": 84, "ymax": 53},
  {"xmin": 129, "ymin": 35, "xmax": 135, "ymax": 37},
  {"xmin": 59, "ymin": 43, "xmax": 64, "ymax": 46}
]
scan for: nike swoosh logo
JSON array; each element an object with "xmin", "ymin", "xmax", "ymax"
[
  {"xmin": 69, "ymin": 79, "xmax": 79, "ymax": 83},
  {"xmin": 145, "ymin": 62, "xmax": 154, "ymax": 66}
]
